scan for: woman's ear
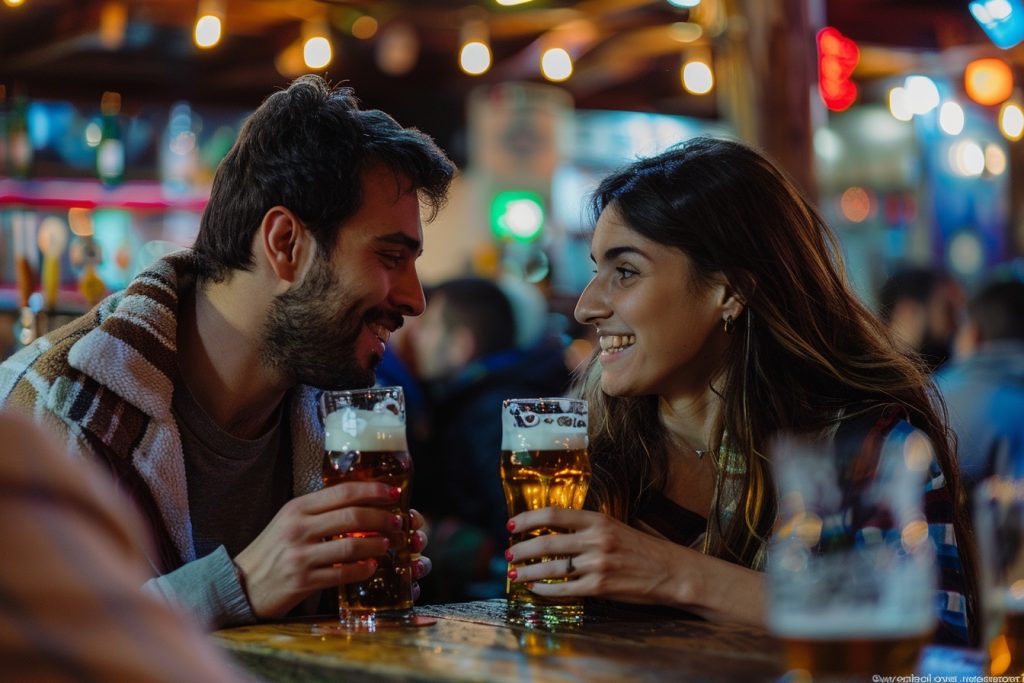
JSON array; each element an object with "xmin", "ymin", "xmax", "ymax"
[
  {"xmin": 259, "ymin": 206, "xmax": 313, "ymax": 284},
  {"xmin": 720, "ymin": 271, "xmax": 754, "ymax": 321}
]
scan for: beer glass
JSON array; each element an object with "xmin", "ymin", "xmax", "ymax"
[
  {"xmin": 500, "ymin": 397, "xmax": 589, "ymax": 628},
  {"xmin": 974, "ymin": 476, "xmax": 1024, "ymax": 675},
  {"xmin": 320, "ymin": 386, "xmax": 413, "ymax": 629},
  {"xmin": 767, "ymin": 425, "xmax": 937, "ymax": 679}
]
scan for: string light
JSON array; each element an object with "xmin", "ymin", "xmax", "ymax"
[
  {"xmin": 302, "ymin": 19, "xmax": 332, "ymax": 70},
  {"xmin": 540, "ymin": 48, "xmax": 572, "ymax": 82},
  {"xmin": 193, "ymin": 0, "xmax": 224, "ymax": 50},
  {"xmin": 460, "ymin": 42, "xmax": 491, "ymax": 75},
  {"xmin": 681, "ymin": 59, "xmax": 713, "ymax": 94},
  {"xmin": 1000, "ymin": 101, "xmax": 1024, "ymax": 139},
  {"xmin": 459, "ymin": 18, "xmax": 491, "ymax": 76}
]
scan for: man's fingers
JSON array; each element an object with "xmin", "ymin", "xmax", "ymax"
[
  {"xmin": 307, "ymin": 559, "xmax": 379, "ymax": 590},
  {"xmin": 413, "ymin": 555, "xmax": 432, "ymax": 580},
  {"xmin": 310, "ymin": 507, "xmax": 404, "ymax": 540},
  {"xmin": 309, "ymin": 535, "xmax": 390, "ymax": 567},
  {"xmin": 409, "ymin": 508, "xmax": 426, "ymax": 530},
  {"xmin": 301, "ymin": 482, "xmax": 400, "ymax": 514}
]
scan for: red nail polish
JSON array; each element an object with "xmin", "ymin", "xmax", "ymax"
[
  {"xmin": 504, "ymin": 549, "xmax": 514, "ymax": 562},
  {"xmin": 506, "ymin": 520, "xmax": 516, "ymax": 532},
  {"xmin": 388, "ymin": 486, "xmax": 401, "ymax": 499},
  {"xmin": 381, "ymin": 537, "xmax": 390, "ymax": 549},
  {"xmin": 369, "ymin": 558, "xmax": 378, "ymax": 570},
  {"xmin": 507, "ymin": 568, "xmax": 518, "ymax": 580}
]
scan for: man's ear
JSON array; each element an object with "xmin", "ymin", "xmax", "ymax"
[
  {"xmin": 953, "ymin": 320, "xmax": 982, "ymax": 359},
  {"xmin": 259, "ymin": 206, "xmax": 313, "ymax": 284},
  {"xmin": 449, "ymin": 327, "xmax": 477, "ymax": 368},
  {"xmin": 890, "ymin": 299, "xmax": 926, "ymax": 349}
]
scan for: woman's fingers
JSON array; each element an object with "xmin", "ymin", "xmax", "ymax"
[
  {"xmin": 509, "ymin": 555, "xmax": 581, "ymax": 583},
  {"xmin": 508, "ymin": 506, "xmax": 595, "ymax": 534}
]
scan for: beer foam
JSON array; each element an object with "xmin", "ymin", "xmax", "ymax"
[
  {"xmin": 324, "ymin": 408, "xmax": 407, "ymax": 452},
  {"xmin": 501, "ymin": 420, "xmax": 588, "ymax": 452},
  {"xmin": 770, "ymin": 608, "xmax": 934, "ymax": 639}
]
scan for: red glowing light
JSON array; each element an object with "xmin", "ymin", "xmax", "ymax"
[{"xmin": 817, "ymin": 27, "xmax": 860, "ymax": 112}]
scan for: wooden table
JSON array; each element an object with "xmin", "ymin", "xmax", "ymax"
[{"xmin": 213, "ymin": 600, "xmax": 784, "ymax": 682}]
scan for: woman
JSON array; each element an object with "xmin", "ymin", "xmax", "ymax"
[{"xmin": 505, "ymin": 137, "xmax": 977, "ymax": 646}]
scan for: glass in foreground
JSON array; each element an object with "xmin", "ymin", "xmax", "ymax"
[
  {"xmin": 320, "ymin": 386, "xmax": 413, "ymax": 630},
  {"xmin": 767, "ymin": 427, "xmax": 937, "ymax": 679},
  {"xmin": 500, "ymin": 397, "xmax": 590, "ymax": 628}
]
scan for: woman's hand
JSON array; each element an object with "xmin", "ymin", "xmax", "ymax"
[
  {"xmin": 506, "ymin": 507, "xmax": 687, "ymax": 606},
  {"xmin": 505, "ymin": 507, "xmax": 765, "ymax": 625}
]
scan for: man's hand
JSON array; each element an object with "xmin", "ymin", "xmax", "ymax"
[{"xmin": 234, "ymin": 482, "xmax": 425, "ymax": 619}]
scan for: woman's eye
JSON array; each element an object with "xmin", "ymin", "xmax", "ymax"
[{"xmin": 616, "ymin": 267, "xmax": 637, "ymax": 280}]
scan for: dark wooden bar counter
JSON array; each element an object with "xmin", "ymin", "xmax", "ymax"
[{"xmin": 213, "ymin": 600, "xmax": 785, "ymax": 682}]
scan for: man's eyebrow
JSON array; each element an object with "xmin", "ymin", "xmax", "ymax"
[
  {"xmin": 375, "ymin": 233, "xmax": 423, "ymax": 255},
  {"xmin": 589, "ymin": 245, "xmax": 650, "ymax": 263}
]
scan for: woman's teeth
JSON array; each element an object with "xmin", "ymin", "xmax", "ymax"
[{"xmin": 599, "ymin": 335, "xmax": 636, "ymax": 353}]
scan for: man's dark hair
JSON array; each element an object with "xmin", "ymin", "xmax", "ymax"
[
  {"xmin": 430, "ymin": 278, "xmax": 517, "ymax": 360},
  {"xmin": 968, "ymin": 279, "xmax": 1024, "ymax": 342},
  {"xmin": 194, "ymin": 75, "xmax": 455, "ymax": 282}
]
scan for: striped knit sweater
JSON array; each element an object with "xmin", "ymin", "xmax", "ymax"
[{"xmin": 0, "ymin": 250, "xmax": 324, "ymax": 574}]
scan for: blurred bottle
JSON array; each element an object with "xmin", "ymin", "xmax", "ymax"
[
  {"xmin": 0, "ymin": 84, "xmax": 8, "ymax": 176},
  {"xmin": 160, "ymin": 101, "xmax": 199, "ymax": 196},
  {"xmin": 97, "ymin": 91, "xmax": 124, "ymax": 187},
  {"xmin": 38, "ymin": 217, "xmax": 68, "ymax": 311},
  {"xmin": 7, "ymin": 91, "xmax": 33, "ymax": 179},
  {"xmin": 79, "ymin": 263, "xmax": 106, "ymax": 308}
]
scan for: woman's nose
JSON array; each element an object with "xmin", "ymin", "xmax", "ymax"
[{"xmin": 574, "ymin": 277, "xmax": 608, "ymax": 325}]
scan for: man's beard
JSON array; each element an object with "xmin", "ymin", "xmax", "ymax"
[{"xmin": 261, "ymin": 257, "xmax": 396, "ymax": 390}]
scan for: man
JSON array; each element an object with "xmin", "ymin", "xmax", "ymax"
[
  {"xmin": 0, "ymin": 75, "xmax": 455, "ymax": 628},
  {"xmin": 936, "ymin": 279, "xmax": 1024, "ymax": 493},
  {"xmin": 0, "ymin": 412, "xmax": 252, "ymax": 682},
  {"xmin": 878, "ymin": 266, "xmax": 965, "ymax": 372},
  {"xmin": 411, "ymin": 278, "xmax": 570, "ymax": 601}
]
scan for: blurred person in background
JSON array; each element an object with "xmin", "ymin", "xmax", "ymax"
[
  {"xmin": 0, "ymin": 75, "xmax": 454, "ymax": 628},
  {"xmin": 0, "ymin": 411, "xmax": 252, "ymax": 682},
  {"xmin": 412, "ymin": 277, "xmax": 570, "ymax": 602},
  {"xmin": 878, "ymin": 266, "xmax": 965, "ymax": 373},
  {"xmin": 936, "ymin": 279, "xmax": 1024, "ymax": 492},
  {"xmin": 504, "ymin": 137, "xmax": 978, "ymax": 646}
]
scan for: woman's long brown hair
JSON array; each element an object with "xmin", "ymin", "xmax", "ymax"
[{"xmin": 577, "ymin": 136, "xmax": 978, "ymax": 644}]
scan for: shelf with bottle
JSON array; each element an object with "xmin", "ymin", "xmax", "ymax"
[{"xmin": 0, "ymin": 185, "xmax": 203, "ymax": 356}]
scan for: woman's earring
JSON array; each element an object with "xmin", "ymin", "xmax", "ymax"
[{"xmin": 723, "ymin": 315, "xmax": 735, "ymax": 334}]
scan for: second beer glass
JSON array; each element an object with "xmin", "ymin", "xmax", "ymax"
[
  {"xmin": 320, "ymin": 386, "xmax": 413, "ymax": 630},
  {"xmin": 500, "ymin": 397, "xmax": 590, "ymax": 627},
  {"xmin": 767, "ymin": 426, "xmax": 937, "ymax": 677}
]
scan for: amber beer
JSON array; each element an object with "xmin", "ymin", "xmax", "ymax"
[
  {"xmin": 500, "ymin": 397, "xmax": 589, "ymax": 627},
  {"xmin": 780, "ymin": 633, "xmax": 930, "ymax": 677},
  {"xmin": 772, "ymin": 607, "xmax": 933, "ymax": 678},
  {"xmin": 989, "ymin": 609, "xmax": 1024, "ymax": 675},
  {"xmin": 321, "ymin": 388, "xmax": 413, "ymax": 628}
]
